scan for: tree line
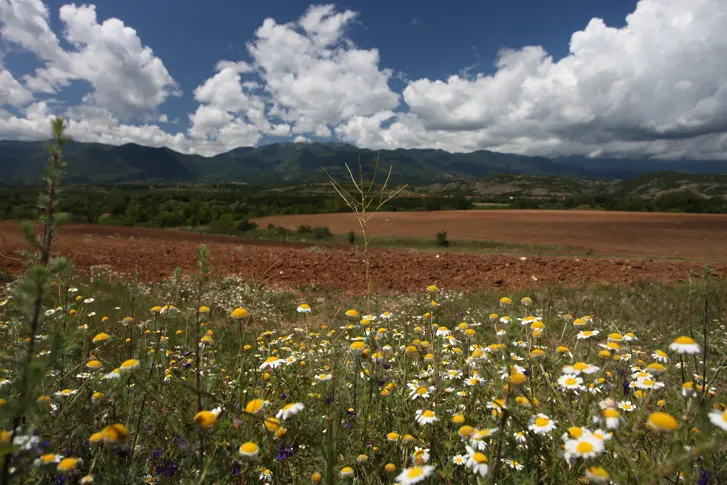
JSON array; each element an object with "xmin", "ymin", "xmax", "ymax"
[
  {"xmin": 0, "ymin": 185, "xmax": 473, "ymax": 232},
  {"xmin": 507, "ymin": 190, "xmax": 727, "ymax": 213}
]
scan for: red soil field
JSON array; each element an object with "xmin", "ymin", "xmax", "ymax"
[
  {"xmin": 1, "ymin": 219, "xmax": 725, "ymax": 294},
  {"xmin": 255, "ymin": 210, "xmax": 727, "ymax": 261}
]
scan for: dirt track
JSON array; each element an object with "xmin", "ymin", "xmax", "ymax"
[
  {"xmin": 255, "ymin": 210, "xmax": 727, "ymax": 261},
  {"xmin": 1, "ymin": 220, "xmax": 725, "ymax": 293}
]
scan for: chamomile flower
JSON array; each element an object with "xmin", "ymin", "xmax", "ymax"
[
  {"xmin": 396, "ymin": 465, "xmax": 435, "ymax": 484},
  {"xmin": 194, "ymin": 407, "xmax": 222, "ymax": 431},
  {"xmin": 259, "ymin": 357, "xmax": 281, "ymax": 370},
  {"xmin": 558, "ymin": 375, "xmax": 584, "ymax": 391},
  {"xmin": 100, "ymin": 424, "xmax": 128, "ymax": 444},
  {"xmin": 57, "ymin": 457, "xmax": 81, "ymax": 474},
  {"xmin": 410, "ymin": 447, "xmax": 430, "ymax": 465},
  {"xmin": 469, "ymin": 428, "xmax": 497, "ymax": 450},
  {"xmin": 119, "ymin": 359, "xmax": 140, "ymax": 373},
  {"xmin": 54, "ymin": 389, "xmax": 77, "ymax": 398},
  {"xmin": 647, "ymin": 412, "xmax": 679, "ymax": 432},
  {"xmin": 103, "ymin": 368, "xmax": 121, "ymax": 380},
  {"xmin": 617, "ymin": 401, "xmax": 635, "ymax": 412},
  {"xmin": 415, "ymin": 409, "xmax": 438, "ymax": 425},
  {"xmin": 586, "ymin": 466, "xmax": 610, "ymax": 483},
  {"xmin": 408, "ymin": 384, "xmax": 434, "ymax": 399},
  {"xmin": 633, "ymin": 378, "xmax": 665, "ymax": 390},
  {"xmin": 35, "ymin": 454, "xmax": 63, "ymax": 467},
  {"xmin": 506, "ymin": 459, "xmax": 524, "ymax": 471},
  {"xmin": 577, "ymin": 330, "xmax": 599, "ymax": 340},
  {"xmin": 708, "ymin": 410, "xmax": 727, "ymax": 431},
  {"xmin": 276, "ymin": 403, "xmax": 304, "ymax": 420},
  {"xmin": 652, "ymin": 350, "xmax": 669, "ymax": 362},
  {"xmin": 601, "ymin": 408, "xmax": 621, "ymax": 429},
  {"xmin": 669, "ymin": 336, "xmax": 700, "ymax": 354},
  {"xmin": 564, "ymin": 434, "xmax": 605, "ymax": 461},
  {"xmin": 238, "ymin": 442, "xmax": 260, "ymax": 460},
  {"xmin": 563, "ymin": 362, "xmax": 600, "ymax": 375},
  {"xmin": 528, "ymin": 414, "xmax": 557, "ymax": 435},
  {"xmin": 465, "ymin": 446, "xmax": 489, "ymax": 477}
]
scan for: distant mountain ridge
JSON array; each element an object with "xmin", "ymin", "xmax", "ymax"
[{"xmin": 1, "ymin": 139, "xmax": 726, "ymax": 184}]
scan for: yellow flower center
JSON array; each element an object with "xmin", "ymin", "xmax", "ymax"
[
  {"xmin": 648, "ymin": 412, "xmax": 678, "ymax": 430},
  {"xmin": 101, "ymin": 424, "xmax": 128, "ymax": 442},
  {"xmin": 472, "ymin": 452, "xmax": 488, "ymax": 464},
  {"xmin": 421, "ymin": 410, "xmax": 435, "ymax": 418},
  {"xmin": 603, "ymin": 409, "xmax": 619, "ymax": 418},
  {"xmin": 674, "ymin": 336, "xmax": 696, "ymax": 345},
  {"xmin": 57, "ymin": 458, "xmax": 80, "ymax": 473},
  {"xmin": 576, "ymin": 442, "xmax": 594, "ymax": 454},
  {"xmin": 239, "ymin": 442, "xmax": 258, "ymax": 454},
  {"xmin": 535, "ymin": 417, "xmax": 550, "ymax": 427},
  {"xmin": 407, "ymin": 467, "xmax": 425, "ymax": 478},
  {"xmin": 588, "ymin": 467, "xmax": 609, "ymax": 478},
  {"xmin": 194, "ymin": 411, "xmax": 218, "ymax": 428},
  {"xmin": 264, "ymin": 417, "xmax": 281, "ymax": 431},
  {"xmin": 120, "ymin": 359, "xmax": 138, "ymax": 369}
]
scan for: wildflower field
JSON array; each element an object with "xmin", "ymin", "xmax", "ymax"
[{"xmin": 2, "ymin": 119, "xmax": 727, "ymax": 484}]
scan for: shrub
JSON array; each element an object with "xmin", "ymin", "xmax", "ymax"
[
  {"xmin": 347, "ymin": 230, "xmax": 356, "ymax": 244},
  {"xmin": 297, "ymin": 224, "xmax": 312, "ymax": 234},
  {"xmin": 436, "ymin": 230, "xmax": 449, "ymax": 247},
  {"xmin": 312, "ymin": 226, "xmax": 333, "ymax": 240},
  {"xmin": 208, "ymin": 217, "xmax": 257, "ymax": 235}
]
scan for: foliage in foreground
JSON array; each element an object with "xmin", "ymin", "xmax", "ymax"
[{"xmin": 1, "ymin": 271, "xmax": 727, "ymax": 484}]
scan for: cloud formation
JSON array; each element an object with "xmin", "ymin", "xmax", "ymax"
[{"xmin": 1, "ymin": 0, "xmax": 726, "ymax": 159}]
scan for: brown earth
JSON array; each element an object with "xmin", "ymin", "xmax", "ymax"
[
  {"xmin": 1, "ymin": 219, "xmax": 726, "ymax": 294},
  {"xmin": 255, "ymin": 210, "xmax": 727, "ymax": 261}
]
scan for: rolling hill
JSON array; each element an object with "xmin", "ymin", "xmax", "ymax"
[{"xmin": 1, "ymin": 139, "xmax": 727, "ymax": 184}]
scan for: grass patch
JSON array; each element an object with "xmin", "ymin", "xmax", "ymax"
[{"xmin": 2, "ymin": 270, "xmax": 727, "ymax": 483}]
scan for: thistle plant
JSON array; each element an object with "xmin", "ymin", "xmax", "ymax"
[
  {"xmin": 325, "ymin": 154, "xmax": 407, "ymax": 309},
  {"xmin": 1, "ymin": 118, "xmax": 71, "ymax": 483}
]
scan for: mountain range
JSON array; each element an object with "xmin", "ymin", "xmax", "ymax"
[{"xmin": 1, "ymin": 139, "xmax": 726, "ymax": 184}]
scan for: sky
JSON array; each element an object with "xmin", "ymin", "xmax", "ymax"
[{"xmin": 0, "ymin": 0, "xmax": 726, "ymax": 159}]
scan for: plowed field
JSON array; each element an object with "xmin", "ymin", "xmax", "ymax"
[
  {"xmin": 2, "ymin": 213, "xmax": 726, "ymax": 293},
  {"xmin": 255, "ymin": 210, "xmax": 727, "ymax": 261}
]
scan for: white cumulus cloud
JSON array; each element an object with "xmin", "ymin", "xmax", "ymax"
[
  {"xmin": 337, "ymin": 0, "xmax": 727, "ymax": 159},
  {"xmin": 1, "ymin": 0, "xmax": 726, "ymax": 160}
]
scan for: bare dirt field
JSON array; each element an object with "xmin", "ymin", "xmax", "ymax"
[
  {"xmin": 1, "ymin": 219, "xmax": 726, "ymax": 294},
  {"xmin": 255, "ymin": 210, "xmax": 727, "ymax": 261}
]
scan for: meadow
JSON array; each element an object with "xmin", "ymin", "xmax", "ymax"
[{"xmin": 1, "ymin": 119, "xmax": 727, "ymax": 485}]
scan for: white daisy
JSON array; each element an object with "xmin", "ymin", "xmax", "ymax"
[
  {"xmin": 396, "ymin": 465, "xmax": 435, "ymax": 485},
  {"xmin": 415, "ymin": 409, "xmax": 438, "ymax": 426},
  {"xmin": 708, "ymin": 410, "xmax": 727, "ymax": 431},
  {"xmin": 465, "ymin": 446, "xmax": 489, "ymax": 477},
  {"xmin": 557, "ymin": 374, "xmax": 584, "ymax": 391},
  {"xmin": 276, "ymin": 403, "xmax": 304, "ymax": 420},
  {"xmin": 669, "ymin": 336, "xmax": 701, "ymax": 354},
  {"xmin": 564, "ymin": 433, "xmax": 605, "ymax": 462},
  {"xmin": 528, "ymin": 414, "xmax": 557, "ymax": 435}
]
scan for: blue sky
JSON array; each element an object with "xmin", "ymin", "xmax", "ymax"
[
  {"xmin": 1, "ymin": 0, "xmax": 726, "ymax": 159},
  {"xmin": 27, "ymin": 0, "xmax": 635, "ymax": 130}
]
